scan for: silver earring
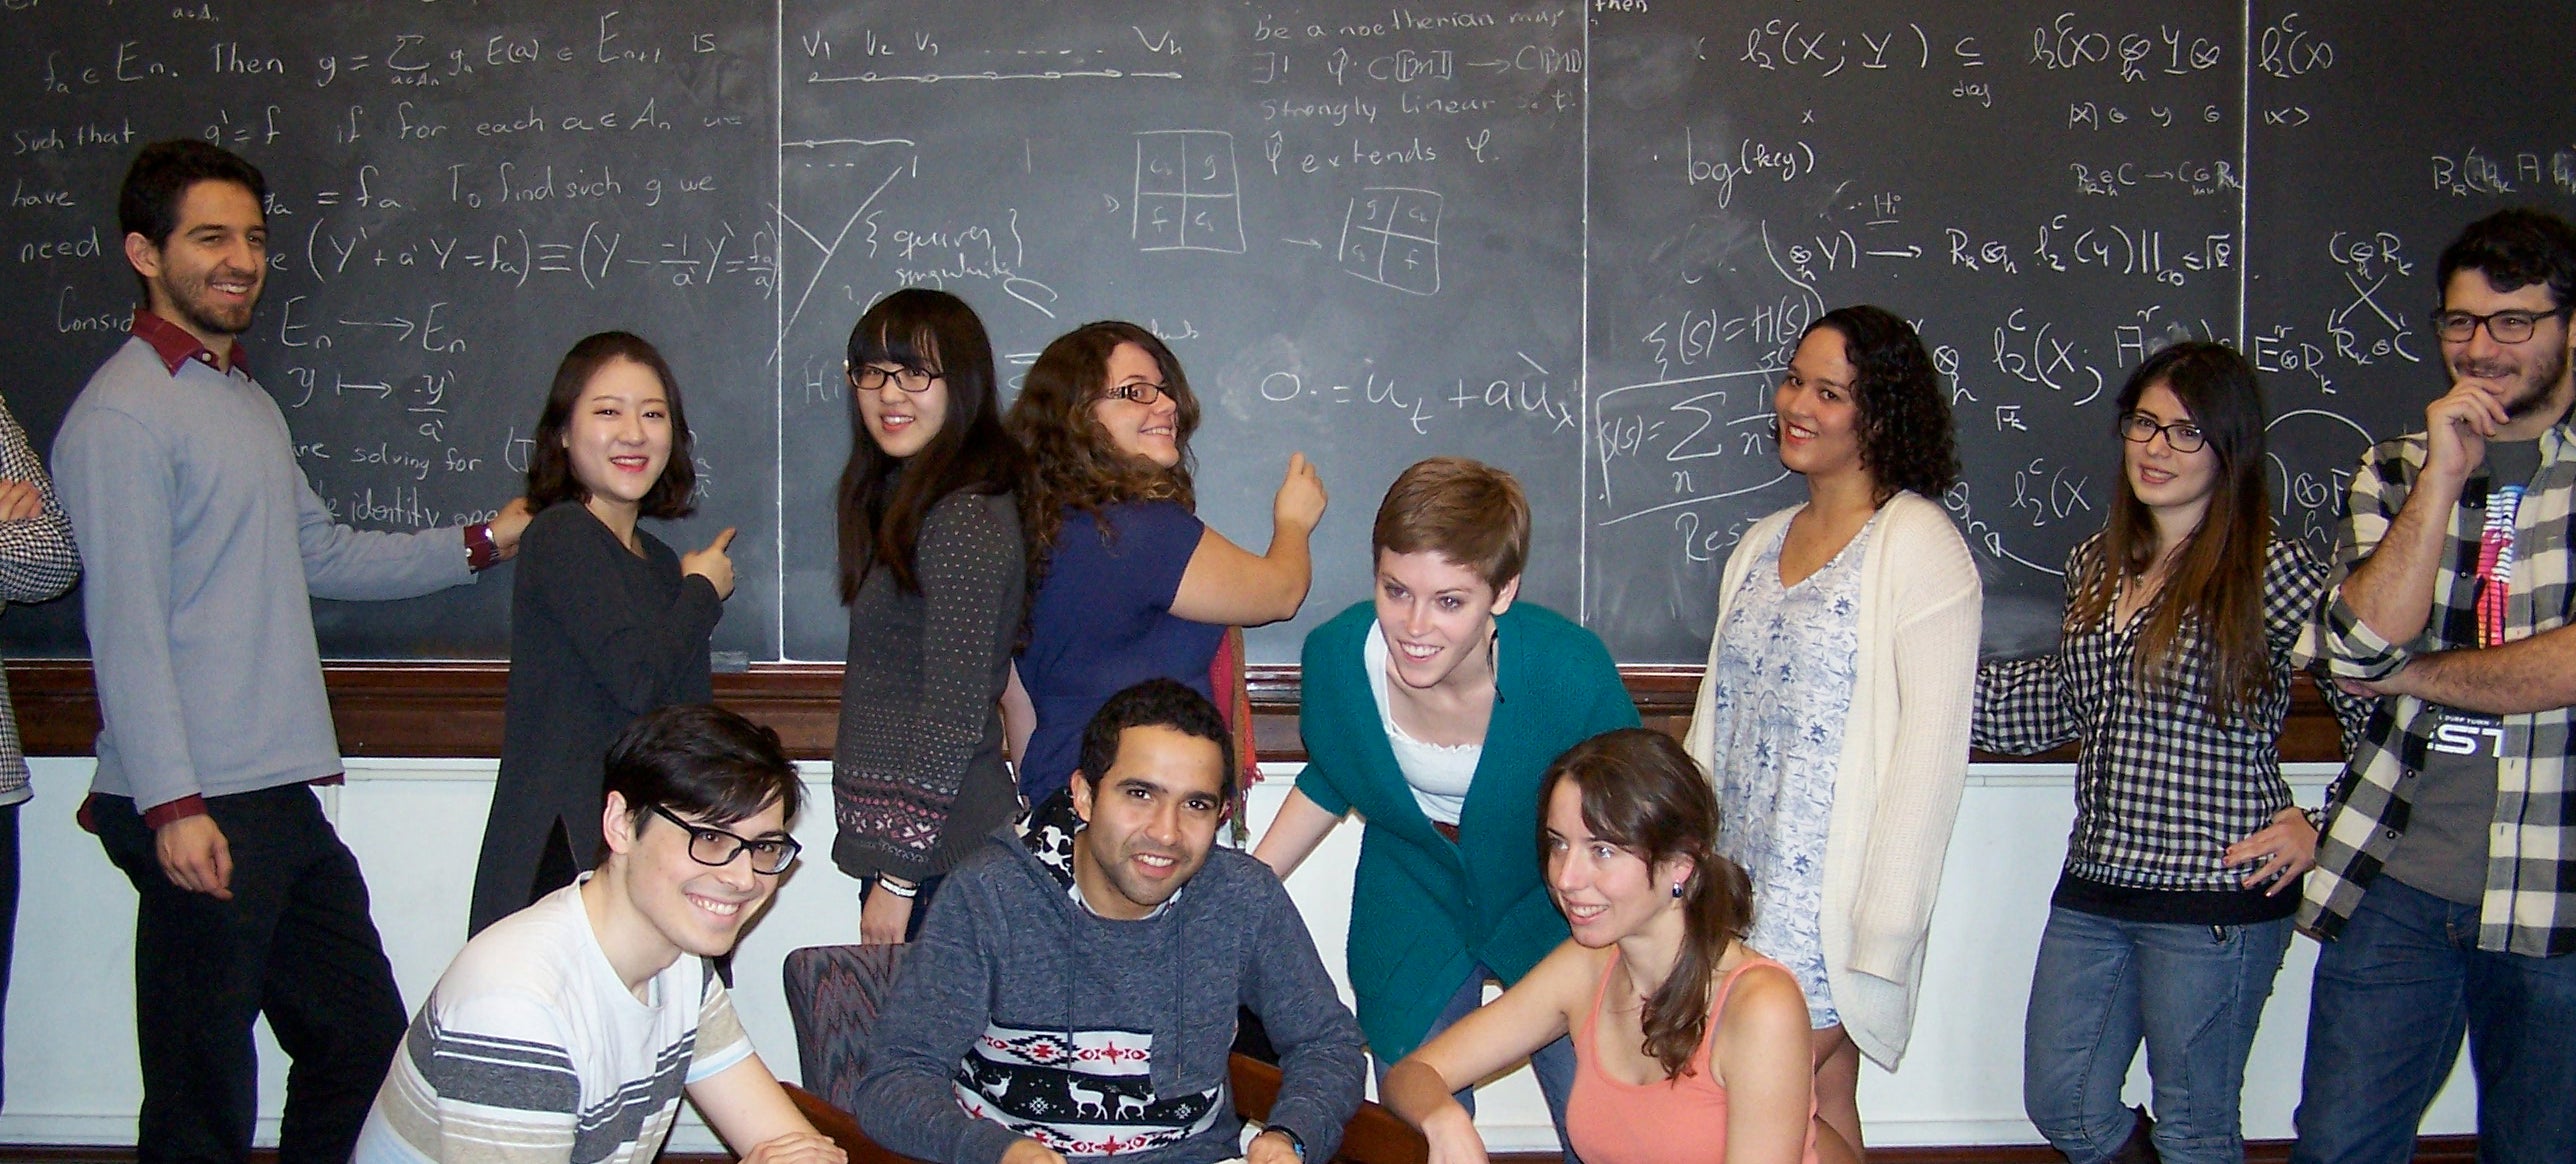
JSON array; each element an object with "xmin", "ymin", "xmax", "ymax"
[{"xmin": 1671, "ymin": 882, "xmax": 1685, "ymax": 899}]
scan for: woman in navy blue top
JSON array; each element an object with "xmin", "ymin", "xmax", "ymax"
[{"xmin": 1003, "ymin": 321, "xmax": 1327, "ymax": 811}]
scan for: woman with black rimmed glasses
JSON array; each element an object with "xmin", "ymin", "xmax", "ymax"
[
  {"xmin": 1002, "ymin": 321, "xmax": 1326, "ymax": 823},
  {"xmin": 830, "ymin": 288, "xmax": 1029, "ymax": 944},
  {"xmin": 1974, "ymin": 342, "xmax": 2368, "ymax": 1164}
]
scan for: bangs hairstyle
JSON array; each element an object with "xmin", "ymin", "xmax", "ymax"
[
  {"xmin": 1803, "ymin": 306, "xmax": 1959, "ymax": 503},
  {"xmin": 1075, "ymin": 678, "xmax": 1237, "ymax": 803},
  {"xmin": 525, "ymin": 331, "xmax": 698, "ymax": 519},
  {"xmin": 2072, "ymin": 341, "xmax": 2275, "ymax": 721},
  {"xmin": 2436, "ymin": 207, "xmax": 2576, "ymax": 313},
  {"xmin": 1006, "ymin": 321, "xmax": 1201, "ymax": 576},
  {"xmin": 604, "ymin": 704, "xmax": 802, "ymax": 832},
  {"xmin": 118, "ymin": 140, "xmax": 269, "ymax": 301},
  {"xmin": 1372, "ymin": 457, "xmax": 1530, "ymax": 591},
  {"xmin": 836, "ymin": 288, "xmax": 1028, "ymax": 600},
  {"xmin": 1538, "ymin": 729, "xmax": 1753, "ymax": 1081}
]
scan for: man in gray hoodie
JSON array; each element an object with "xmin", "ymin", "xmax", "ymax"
[{"xmin": 857, "ymin": 679, "xmax": 1364, "ymax": 1164}]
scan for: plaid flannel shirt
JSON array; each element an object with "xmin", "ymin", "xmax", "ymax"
[
  {"xmin": 2296, "ymin": 418, "xmax": 2576, "ymax": 955},
  {"xmin": 1978, "ymin": 534, "xmax": 2366, "ymax": 891},
  {"xmin": 0, "ymin": 392, "xmax": 82, "ymax": 805}
]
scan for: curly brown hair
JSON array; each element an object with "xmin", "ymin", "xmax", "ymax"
[
  {"xmin": 1805, "ymin": 305, "xmax": 1958, "ymax": 504},
  {"xmin": 1004, "ymin": 321, "xmax": 1200, "ymax": 578}
]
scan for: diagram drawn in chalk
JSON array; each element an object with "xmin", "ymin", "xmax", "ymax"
[
  {"xmin": 1339, "ymin": 188, "xmax": 1442, "ymax": 295},
  {"xmin": 1133, "ymin": 130, "xmax": 1247, "ymax": 254}
]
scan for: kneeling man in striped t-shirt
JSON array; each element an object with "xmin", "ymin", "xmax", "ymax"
[{"xmin": 357, "ymin": 705, "xmax": 844, "ymax": 1164}]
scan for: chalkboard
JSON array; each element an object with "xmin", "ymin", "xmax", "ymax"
[
  {"xmin": 3, "ymin": 2, "xmax": 2570, "ymax": 667},
  {"xmin": 0, "ymin": 1, "xmax": 781, "ymax": 659}
]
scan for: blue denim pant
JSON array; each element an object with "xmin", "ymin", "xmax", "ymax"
[
  {"xmin": 2290, "ymin": 876, "xmax": 2576, "ymax": 1164},
  {"xmin": 1371, "ymin": 963, "xmax": 1580, "ymax": 1161},
  {"xmin": 2023, "ymin": 906, "xmax": 2292, "ymax": 1164}
]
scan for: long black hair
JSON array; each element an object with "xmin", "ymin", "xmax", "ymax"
[{"xmin": 836, "ymin": 288, "xmax": 1027, "ymax": 599}]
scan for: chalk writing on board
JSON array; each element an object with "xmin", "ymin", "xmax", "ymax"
[
  {"xmin": 2266, "ymin": 407, "xmax": 2374, "ymax": 555},
  {"xmin": 1338, "ymin": 186, "xmax": 1441, "ymax": 294},
  {"xmin": 1133, "ymin": 130, "xmax": 1247, "ymax": 253}
]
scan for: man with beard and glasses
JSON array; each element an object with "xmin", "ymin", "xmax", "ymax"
[
  {"xmin": 855, "ymin": 679, "xmax": 1363, "ymax": 1164},
  {"xmin": 52, "ymin": 140, "xmax": 534, "ymax": 1163},
  {"xmin": 2292, "ymin": 207, "xmax": 2576, "ymax": 1164}
]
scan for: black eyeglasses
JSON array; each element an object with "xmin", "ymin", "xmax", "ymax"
[
  {"xmin": 2430, "ymin": 308, "xmax": 2564, "ymax": 345},
  {"xmin": 848, "ymin": 362, "xmax": 944, "ymax": 393},
  {"xmin": 648, "ymin": 804, "xmax": 801, "ymax": 874},
  {"xmin": 2118, "ymin": 413, "xmax": 2208, "ymax": 453},
  {"xmin": 1100, "ymin": 380, "xmax": 1169, "ymax": 406}
]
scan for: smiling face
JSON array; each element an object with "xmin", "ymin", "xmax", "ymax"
[
  {"xmin": 1069, "ymin": 724, "xmax": 1225, "ymax": 919},
  {"xmin": 1544, "ymin": 780, "xmax": 1690, "ymax": 947},
  {"xmin": 2442, "ymin": 269, "xmax": 2574, "ymax": 422},
  {"xmin": 1775, "ymin": 326, "xmax": 1866, "ymax": 482},
  {"xmin": 2123, "ymin": 379, "xmax": 2221, "ymax": 535},
  {"xmin": 1374, "ymin": 548, "xmax": 1517, "ymax": 694},
  {"xmin": 1090, "ymin": 341, "xmax": 1182, "ymax": 469},
  {"xmin": 128, "ymin": 179, "xmax": 267, "ymax": 352},
  {"xmin": 601, "ymin": 791, "xmax": 790, "ymax": 967},
  {"xmin": 854, "ymin": 359, "xmax": 950, "ymax": 460},
  {"xmin": 560, "ymin": 356, "xmax": 674, "ymax": 524}
]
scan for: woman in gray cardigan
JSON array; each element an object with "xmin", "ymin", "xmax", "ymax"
[{"xmin": 830, "ymin": 289, "xmax": 1029, "ymax": 944}]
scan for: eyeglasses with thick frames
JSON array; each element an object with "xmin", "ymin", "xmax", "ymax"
[
  {"xmin": 2119, "ymin": 413, "xmax": 2207, "ymax": 453},
  {"xmin": 648, "ymin": 804, "xmax": 801, "ymax": 874},
  {"xmin": 2430, "ymin": 307, "xmax": 2565, "ymax": 345},
  {"xmin": 1100, "ymin": 380, "xmax": 1170, "ymax": 406},
  {"xmin": 847, "ymin": 362, "xmax": 945, "ymax": 393}
]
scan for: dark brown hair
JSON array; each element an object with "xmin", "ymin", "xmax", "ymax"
[
  {"xmin": 524, "ymin": 331, "xmax": 698, "ymax": 519},
  {"xmin": 1005, "ymin": 321, "xmax": 1200, "ymax": 581},
  {"xmin": 605, "ymin": 703, "xmax": 802, "ymax": 831},
  {"xmin": 2070, "ymin": 341, "xmax": 2275, "ymax": 720},
  {"xmin": 1538, "ymin": 728, "xmax": 1753, "ymax": 1080},
  {"xmin": 836, "ymin": 288, "xmax": 1027, "ymax": 599},
  {"xmin": 1802, "ymin": 306, "xmax": 1959, "ymax": 504},
  {"xmin": 118, "ymin": 140, "xmax": 268, "ymax": 302},
  {"xmin": 1372, "ymin": 457, "xmax": 1529, "ymax": 590}
]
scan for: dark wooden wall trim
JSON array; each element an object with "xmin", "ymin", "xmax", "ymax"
[
  {"xmin": 6, "ymin": 659, "xmax": 2351, "ymax": 766},
  {"xmin": 0, "ymin": 1135, "xmax": 2481, "ymax": 1163}
]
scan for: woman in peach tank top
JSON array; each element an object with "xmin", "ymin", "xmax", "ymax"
[{"xmin": 1384, "ymin": 729, "xmax": 1856, "ymax": 1164}]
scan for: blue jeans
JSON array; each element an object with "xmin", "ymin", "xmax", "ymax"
[
  {"xmin": 2023, "ymin": 906, "xmax": 2292, "ymax": 1164},
  {"xmin": 2290, "ymin": 877, "xmax": 2576, "ymax": 1164},
  {"xmin": 1371, "ymin": 964, "xmax": 1580, "ymax": 1161}
]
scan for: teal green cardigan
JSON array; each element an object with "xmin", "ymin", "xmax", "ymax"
[{"xmin": 1294, "ymin": 601, "xmax": 1639, "ymax": 1060}]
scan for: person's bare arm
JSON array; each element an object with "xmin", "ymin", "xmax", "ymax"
[
  {"xmin": 2338, "ymin": 383, "xmax": 2501, "ymax": 644},
  {"xmin": 1251, "ymin": 789, "xmax": 1343, "ymax": 878},
  {"xmin": 1384, "ymin": 942, "xmax": 1593, "ymax": 1164},
  {"xmin": 686, "ymin": 1054, "xmax": 847, "ymax": 1164},
  {"xmin": 1715, "ymin": 965, "xmax": 1823, "ymax": 1164},
  {"xmin": 1169, "ymin": 453, "xmax": 1326, "ymax": 626},
  {"xmin": 2345, "ymin": 625, "xmax": 2576, "ymax": 715}
]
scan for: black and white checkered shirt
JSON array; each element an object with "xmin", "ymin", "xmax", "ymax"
[
  {"xmin": 2297, "ymin": 420, "xmax": 2576, "ymax": 956},
  {"xmin": 1977, "ymin": 534, "xmax": 2366, "ymax": 894},
  {"xmin": 0, "ymin": 392, "xmax": 82, "ymax": 805}
]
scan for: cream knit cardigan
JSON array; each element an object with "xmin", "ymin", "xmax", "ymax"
[{"xmin": 1683, "ymin": 491, "xmax": 1982, "ymax": 1069}]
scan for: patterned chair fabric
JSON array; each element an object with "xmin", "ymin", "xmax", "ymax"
[{"xmin": 783, "ymin": 942, "xmax": 913, "ymax": 1118}]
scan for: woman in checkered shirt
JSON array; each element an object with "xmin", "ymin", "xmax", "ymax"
[{"xmin": 1975, "ymin": 342, "xmax": 2367, "ymax": 1164}]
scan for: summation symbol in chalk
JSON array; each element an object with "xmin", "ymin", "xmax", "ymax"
[
  {"xmin": 1337, "ymin": 187, "xmax": 1442, "ymax": 296},
  {"xmin": 1132, "ymin": 130, "xmax": 1246, "ymax": 254}
]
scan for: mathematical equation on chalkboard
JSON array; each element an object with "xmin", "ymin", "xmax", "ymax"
[{"xmin": 5, "ymin": 1, "xmax": 2569, "ymax": 662}]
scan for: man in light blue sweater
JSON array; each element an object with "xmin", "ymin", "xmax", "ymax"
[
  {"xmin": 857, "ymin": 679, "xmax": 1365, "ymax": 1164},
  {"xmin": 52, "ymin": 140, "xmax": 532, "ymax": 1164}
]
